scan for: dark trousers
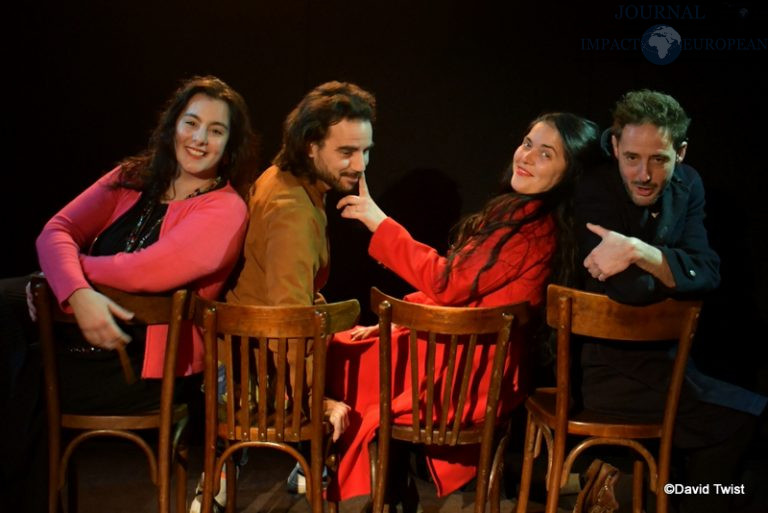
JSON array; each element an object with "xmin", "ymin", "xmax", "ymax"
[
  {"xmin": 1, "ymin": 275, "xmax": 47, "ymax": 513},
  {"xmin": 1, "ymin": 276, "xmax": 190, "ymax": 512}
]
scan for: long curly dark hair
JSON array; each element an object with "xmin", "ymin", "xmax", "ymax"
[
  {"xmin": 273, "ymin": 81, "xmax": 376, "ymax": 180},
  {"xmin": 441, "ymin": 112, "xmax": 600, "ymax": 299},
  {"xmin": 114, "ymin": 75, "xmax": 258, "ymax": 199}
]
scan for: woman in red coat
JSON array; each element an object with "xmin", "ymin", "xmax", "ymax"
[{"xmin": 330, "ymin": 113, "xmax": 600, "ymax": 502}]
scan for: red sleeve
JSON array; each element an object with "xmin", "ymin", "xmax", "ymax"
[
  {"xmin": 369, "ymin": 215, "xmax": 553, "ymax": 306},
  {"xmin": 80, "ymin": 189, "xmax": 247, "ymax": 293}
]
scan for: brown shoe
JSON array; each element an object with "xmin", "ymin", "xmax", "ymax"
[{"xmin": 573, "ymin": 459, "xmax": 620, "ymax": 513}]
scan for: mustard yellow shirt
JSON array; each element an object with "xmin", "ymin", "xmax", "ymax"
[{"xmin": 226, "ymin": 165, "xmax": 329, "ymax": 307}]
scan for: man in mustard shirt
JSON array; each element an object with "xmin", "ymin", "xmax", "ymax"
[
  {"xmin": 227, "ymin": 80, "xmax": 375, "ymax": 497},
  {"xmin": 228, "ymin": 80, "xmax": 376, "ymax": 308}
]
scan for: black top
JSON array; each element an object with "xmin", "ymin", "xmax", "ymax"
[{"xmin": 91, "ymin": 194, "xmax": 168, "ymax": 256}]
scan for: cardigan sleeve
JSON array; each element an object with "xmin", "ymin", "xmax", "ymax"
[
  {"xmin": 36, "ymin": 167, "xmax": 130, "ymax": 306},
  {"xmin": 369, "ymin": 213, "xmax": 554, "ymax": 306},
  {"xmin": 79, "ymin": 188, "xmax": 247, "ymax": 293}
]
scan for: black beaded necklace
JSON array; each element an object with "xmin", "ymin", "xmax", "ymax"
[{"xmin": 123, "ymin": 176, "xmax": 222, "ymax": 253}]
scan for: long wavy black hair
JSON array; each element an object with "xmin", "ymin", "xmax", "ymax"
[
  {"xmin": 114, "ymin": 75, "xmax": 258, "ymax": 200},
  {"xmin": 441, "ymin": 112, "xmax": 600, "ymax": 299}
]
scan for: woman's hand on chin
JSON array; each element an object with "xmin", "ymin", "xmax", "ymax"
[{"xmin": 336, "ymin": 173, "xmax": 387, "ymax": 232}]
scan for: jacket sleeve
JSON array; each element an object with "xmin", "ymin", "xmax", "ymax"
[
  {"xmin": 657, "ymin": 170, "xmax": 720, "ymax": 295},
  {"xmin": 79, "ymin": 190, "xmax": 248, "ymax": 293},
  {"xmin": 368, "ymin": 216, "xmax": 552, "ymax": 306},
  {"xmin": 36, "ymin": 167, "xmax": 127, "ymax": 306}
]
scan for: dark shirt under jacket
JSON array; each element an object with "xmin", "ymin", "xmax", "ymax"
[{"xmin": 573, "ymin": 160, "xmax": 753, "ymax": 448}]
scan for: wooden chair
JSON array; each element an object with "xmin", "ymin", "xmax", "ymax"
[
  {"xmin": 515, "ymin": 284, "xmax": 702, "ymax": 513},
  {"xmin": 193, "ymin": 295, "xmax": 360, "ymax": 513},
  {"xmin": 369, "ymin": 287, "xmax": 530, "ymax": 513},
  {"xmin": 31, "ymin": 277, "xmax": 191, "ymax": 513}
]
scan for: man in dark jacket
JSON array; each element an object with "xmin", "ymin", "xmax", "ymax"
[{"xmin": 574, "ymin": 90, "xmax": 765, "ymax": 513}]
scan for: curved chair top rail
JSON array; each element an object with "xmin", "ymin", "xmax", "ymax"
[
  {"xmin": 32, "ymin": 276, "xmax": 190, "ymax": 326},
  {"xmin": 192, "ymin": 295, "xmax": 360, "ymax": 338},
  {"xmin": 370, "ymin": 286, "xmax": 530, "ymax": 335},
  {"xmin": 546, "ymin": 284, "xmax": 702, "ymax": 342}
]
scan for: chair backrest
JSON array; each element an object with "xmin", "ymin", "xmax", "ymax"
[
  {"xmin": 370, "ymin": 287, "xmax": 530, "ymax": 446},
  {"xmin": 192, "ymin": 296, "xmax": 360, "ymax": 443},
  {"xmin": 31, "ymin": 277, "xmax": 190, "ymax": 420},
  {"xmin": 545, "ymin": 284, "xmax": 702, "ymax": 438}
]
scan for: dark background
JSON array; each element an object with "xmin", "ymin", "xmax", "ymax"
[{"xmin": 7, "ymin": 1, "xmax": 767, "ymax": 392}]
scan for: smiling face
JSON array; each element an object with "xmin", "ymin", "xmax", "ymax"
[
  {"xmin": 612, "ymin": 123, "xmax": 687, "ymax": 206},
  {"xmin": 308, "ymin": 118, "xmax": 373, "ymax": 193},
  {"xmin": 174, "ymin": 93, "xmax": 231, "ymax": 180},
  {"xmin": 510, "ymin": 121, "xmax": 568, "ymax": 195}
]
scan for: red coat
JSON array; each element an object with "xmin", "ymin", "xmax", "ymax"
[{"xmin": 330, "ymin": 201, "xmax": 556, "ymax": 500}]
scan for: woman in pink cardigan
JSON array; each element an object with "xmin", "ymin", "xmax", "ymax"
[{"xmin": 33, "ymin": 75, "xmax": 255, "ymax": 413}]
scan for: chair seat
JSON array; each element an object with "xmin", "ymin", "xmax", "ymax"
[
  {"xmin": 526, "ymin": 388, "xmax": 662, "ymax": 439},
  {"xmin": 62, "ymin": 403, "xmax": 188, "ymax": 430}
]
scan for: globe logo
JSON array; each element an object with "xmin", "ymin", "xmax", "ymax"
[{"xmin": 641, "ymin": 25, "xmax": 682, "ymax": 65}]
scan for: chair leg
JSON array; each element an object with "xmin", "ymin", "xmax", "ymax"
[
  {"xmin": 489, "ymin": 424, "xmax": 511, "ymax": 513},
  {"xmin": 175, "ymin": 443, "xmax": 189, "ymax": 513},
  {"xmin": 544, "ymin": 430, "xmax": 566, "ymax": 513},
  {"xmin": 370, "ymin": 438, "xmax": 388, "ymax": 513},
  {"xmin": 515, "ymin": 415, "xmax": 537, "ymax": 513},
  {"xmin": 200, "ymin": 449, "xmax": 217, "ymax": 513},
  {"xmin": 655, "ymin": 464, "xmax": 669, "ymax": 513},
  {"xmin": 474, "ymin": 448, "xmax": 491, "ymax": 513},
  {"xmin": 67, "ymin": 458, "xmax": 78, "ymax": 513},
  {"xmin": 632, "ymin": 460, "xmax": 644, "ymax": 513},
  {"xmin": 49, "ymin": 462, "xmax": 60, "ymax": 513},
  {"xmin": 48, "ymin": 431, "xmax": 61, "ymax": 513},
  {"xmin": 326, "ymin": 451, "xmax": 340, "ymax": 513},
  {"xmin": 158, "ymin": 443, "xmax": 171, "ymax": 513},
  {"xmin": 224, "ymin": 457, "xmax": 236, "ymax": 513},
  {"xmin": 656, "ymin": 441, "xmax": 672, "ymax": 513},
  {"xmin": 311, "ymin": 445, "xmax": 325, "ymax": 513},
  {"xmin": 488, "ymin": 455, "xmax": 503, "ymax": 513}
]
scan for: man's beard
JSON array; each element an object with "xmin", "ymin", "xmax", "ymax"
[{"xmin": 312, "ymin": 163, "xmax": 359, "ymax": 193}]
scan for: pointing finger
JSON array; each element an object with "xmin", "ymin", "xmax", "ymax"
[
  {"xmin": 358, "ymin": 172, "xmax": 369, "ymax": 197},
  {"xmin": 586, "ymin": 223, "xmax": 609, "ymax": 238}
]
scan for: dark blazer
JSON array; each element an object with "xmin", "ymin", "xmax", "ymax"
[{"xmin": 575, "ymin": 160, "xmax": 720, "ymax": 305}]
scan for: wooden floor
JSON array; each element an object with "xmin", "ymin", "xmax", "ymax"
[
  {"xmin": 47, "ymin": 412, "xmax": 768, "ymax": 513},
  {"xmin": 63, "ymin": 437, "xmax": 572, "ymax": 513}
]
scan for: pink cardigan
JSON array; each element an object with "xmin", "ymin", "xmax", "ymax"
[{"xmin": 36, "ymin": 166, "xmax": 248, "ymax": 378}]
